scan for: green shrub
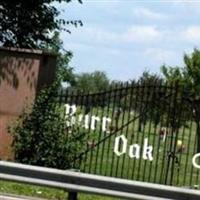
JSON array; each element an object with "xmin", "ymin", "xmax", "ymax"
[{"xmin": 9, "ymin": 82, "xmax": 86, "ymax": 169}]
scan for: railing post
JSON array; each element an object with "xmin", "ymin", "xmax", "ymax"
[{"xmin": 68, "ymin": 192, "xmax": 78, "ymax": 200}]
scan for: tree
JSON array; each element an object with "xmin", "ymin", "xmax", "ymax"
[
  {"xmin": 0, "ymin": 0, "xmax": 82, "ymax": 48},
  {"xmin": 162, "ymin": 48, "xmax": 200, "ymax": 93},
  {"xmin": 75, "ymin": 71, "xmax": 110, "ymax": 93},
  {"xmin": 139, "ymin": 72, "xmax": 164, "ymax": 131},
  {"xmin": 161, "ymin": 48, "xmax": 200, "ymax": 152},
  {"xmin": 45, "ymin": 31, "xmax": 76, "ymax": 86},
  {"xmin": 138, "ymin": 71, "xmax": 163, "ymax": 85}
]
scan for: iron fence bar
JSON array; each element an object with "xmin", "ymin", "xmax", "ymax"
[
  {"xmin": 92, "ymin": 95, "xmax": 101, "ymax": 173},
  {"xmin": 164, "ymin": 82, "xmax": 177, "ymax": 185},
  {"xmin": 109, "ymin": 83, "xmax": 125, "ymax": 176},
  {"xmin": 151, "ymin": 82, "xmax": 166, "ymax": 183},
  {"xmin": 189, "ymin": 133, "xmax": 198, "ymax": 186},
  {"xmin": 120, "ymin": 83, "xmax": 134, "ymax": 178},
  {"xmin": 59, "ymin": 84, "xmax": 174, "ymax": 99},
  {"xmin": 175, "ymin": 86, "xmax": 191, "ymax": 186},
  {"xmin": 106, "ymin": 83, "xmax": 119, "ymax": 177},
  {"xmin": 68, "ymin": 89, "xmax": 77, "ymax": 169},
  {"xmin": 113, "ymin": 83, "xmax": 125, "ymax": 177},
  {"xmin": 127, "ymin": 83, "xmax": 140, "ymax": 179},
  {"xmin": 183, "ymin": 119, "xmax": 193, "ymax": 186},
  {"xmin": 137, "ymin": 84, "xmax": 149, "ymax": 181},
  {"xmin": 132, "ymin": 84, "xmax": 145, "ymax": 180},
  {"xmin": 142, "ymin": 84, "xmax": 156, "ymax": 182},
  {"xmin": 175, "ymin": 108, "xmax": 187, "ymax": 186},
  {"xmin": 158, "ymin": 84, "xmax": 170, "ymax": 184},
  {"xmin": 87, "ymin": 94, "xmax": 97, "ymax": 173},
  {"xmin": 115, "ymin": 82, "xmax": 129, "ymax": 177},
  {"xmin": 82, "ymin": 90, "xmax": 92, "ymax": 173},
  {"xmin": 76, "ymin": 89, "xmax": 85, "ymax": 169},
  {"xmin": 170, "ymin": 83, "xmax": 184, "ymax": 185},
  {"xmin": 160, "ymin": 84, "xmax": 175, "ymax": 184},
  {"xmin": 125, "ymin": 84, "xmax": 138, "ymax": 179},
  {"xmin": 99, "ymin": 85, "xmax": 113, "ymax": 175}
]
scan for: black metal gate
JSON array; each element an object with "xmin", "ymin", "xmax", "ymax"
[{"xmin": 58, "ymin": 82, "xmax": 200, "ymax": 187}]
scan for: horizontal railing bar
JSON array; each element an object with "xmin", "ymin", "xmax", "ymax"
[
  {"xmin": 0, "ymin": 161, "xmax": 199, "ymax": 200},
  {"xmin": 0, "ymin": 173, "xmax": 171, "ymax": 200},
  {"xmin": 57, "ymin": 84, "xmax": 175, "ymax": 98}
]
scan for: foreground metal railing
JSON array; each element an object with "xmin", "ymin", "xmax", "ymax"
[{"xmin": 0, "ymin": 161, "xmax": 200, "ymax": 200}]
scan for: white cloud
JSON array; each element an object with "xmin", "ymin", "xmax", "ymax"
[
  {"xmin": 123, "ymin": 26, "xmax": 162, "ymax": 43},
  {"xmin": 132, "ymin": 7, "xmax": 167, "ymax": 20},
  {"xmin": 64, "ymin": 24, "xmax": 200, "ymax": 53},
  {"xmin": 64, "ymin": 41, "xmax": 121, "ymax": 56},
  {"xmin": 182, "ymin": 26, "xmax": 200, "ymax": 43},
  {"xmin": 65, "ymin": 25, "xmax": 162, "ymax": 45},
  {"xmin": 85, "ymin": 27, "xmax": 118, "ymax": 43},
  {"xmin": 144, "ymin": 48, "xmax": 175, "ymax": 63},
  {"xmin": 173, "ymin": 0, "xmax": 200, "ymax": 6}
]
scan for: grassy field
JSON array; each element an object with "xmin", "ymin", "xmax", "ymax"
[
  {"xmin": 0, "ymin": 181, "xmax": 120, "ymax": 200},
  {"xmin": 72, "ymin": 106, "xmax": 200, "ymax": 188}
]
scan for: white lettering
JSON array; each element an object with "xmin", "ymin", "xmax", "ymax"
[
  {"xmin": 84, "ymin": 114, "xmax": 90, "ymax": 129},
  {"xmin": 114, "ymin": 135, "xmax": 153, "ymax": 161},
  {"xmin": 129, "ymin": 144, "xmax": 140, "ymax": 159},
  {"xmin": 64, "ymin": 104, "xmax": 76, "ymax": 116},
  {"xmin": 114, "ymin": 135, "xmax": 127, "ymax": 156},
  {"xmin": 192, "ymin": 153, "xmax": 200, "ymax": 169},
  {"xmin": 64, "ymin": 104, "xmax": 112, "ymax": 132},
  {"xmin": 91, "ymin": 116, "xmax": 100, "ymax": 130},
  {"xmin": 143, "ymin": 138, "xmax": 153, "ymax": 161},
  {"xmin": 64, "ymin": 104, "xmax": 77, "ymax": 127},
  {"xmin": 102, "ymin": 117, "xmax": 111, "ymax": 133}
]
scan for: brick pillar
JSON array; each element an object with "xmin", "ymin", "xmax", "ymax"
[{"xmin": 0, "ymin": 47, "xmax": 57, "ymax": 159}]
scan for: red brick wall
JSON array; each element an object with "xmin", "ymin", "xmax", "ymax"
[{"xmin": 0, "ymin": 47, "xmax": 57, "ymax": 159}]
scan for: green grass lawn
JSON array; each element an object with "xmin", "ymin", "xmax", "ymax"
[
  {"xmin": 0, "ymin": 181, "xmax": 120, "ymax": 200},
  {"xmin": 74, "ymin": 108, "xmax": 200, "ymax": 188}
]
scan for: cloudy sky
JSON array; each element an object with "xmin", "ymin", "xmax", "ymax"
[{"xmin": 56, "ymin": 0, "xmax": 200, "ymax": 81}]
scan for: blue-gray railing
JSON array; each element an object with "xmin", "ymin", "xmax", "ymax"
[{"xmin": 0, "ymin": 161, "xmax": 200, "ymax": 200}]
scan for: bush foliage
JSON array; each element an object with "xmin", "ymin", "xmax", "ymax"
[{"xmin": 9, "ymin": 81, "xmax": 85, "ymax": 169}]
